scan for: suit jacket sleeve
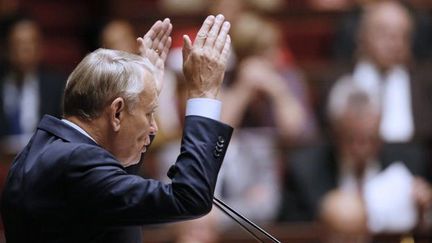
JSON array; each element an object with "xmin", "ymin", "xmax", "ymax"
[{"xmin": 64, "ymin": 115, "xmax": 233, "ymax": 225}]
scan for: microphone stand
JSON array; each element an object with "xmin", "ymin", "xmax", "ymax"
[{"xmin": 213, "ymin": 197, "xmax": 281, "ymax": 243}]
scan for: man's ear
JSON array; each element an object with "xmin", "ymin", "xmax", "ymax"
[{"xmin": 109, "ymin": 97, "xmax": 125, "ymax": 132}]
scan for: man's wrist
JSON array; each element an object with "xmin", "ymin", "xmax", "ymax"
[{"xmin": 187, "ymin": 90, "xmax": 219, "ymax": 100}]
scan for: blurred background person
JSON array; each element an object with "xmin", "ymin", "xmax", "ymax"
[
  {"xmin": 332, "ymin": 0, "xmax": 432, "ymax": 62},
  {"xmin": 281, "ymin": 78, "xmax": 432, "ymax": 233},
  {"xmin": 0, "ymin": 0, "xmax": 27, "ymax": 66},
  {"xmin": 308, "ymin": 0, "xmax": 353, "ymax": 11},
  {"xmin": 223, "ymin": 12, "xmax": 318, "ymax": 144},
  {"xmin": 326, "ymin": 0, "xmax": 432, "ymax": 144},
  {"xmin": 100, "ymin": 19, "xmax": 139, "ymax": 54},
  {"xmin": 0, "ymin": 18, "xmax": 65, "ymax": 155},
  {"xmin": 168, "ymin": 212, "xmax": 220, "ymax": 243},
  {"xmin": 213, "ymin": 12, "xmax": 319, "ymax": 229},
  {"xmin": 319, "ymin": 190, "xmax": 370, "ymax": 243}
]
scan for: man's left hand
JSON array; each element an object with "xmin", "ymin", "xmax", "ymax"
[{"xmin": 137, "ymin": 18, "xmax": 173, "ymax": 94}]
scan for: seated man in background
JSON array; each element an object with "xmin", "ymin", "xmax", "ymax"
[
  {"xmin": 281, "ymin": 77, "xmax": 432, "ymax": 234},
  {"xmin": 1, "ymin": 14, "xmax": 233, "ymax": 243},
  {"xmin": 0, "ymin": 18, "xmax": 65, "ymax": 154},
  {"xmin": 329, "ymin": 0, "xmax": 432, "ymax": 144}
]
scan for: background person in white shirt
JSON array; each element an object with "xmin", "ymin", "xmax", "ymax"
[{"xmin": 330, "ymin": 0, "xmax": 432, "ymax": 143}]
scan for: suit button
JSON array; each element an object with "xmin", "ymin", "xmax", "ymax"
[
  {"xmin": 216, "ymin": 141, "xmax": 224, "ymax": 148},
  {"xmin": 217, "ymin": 136, "xmax": 225, "ymax": 144},
  {"xmin": 213, "ymin": 150, "xmax": 221, "ymax": 158},
  {"xmin": 215, "ymin": 146, "xmax": 223, "ymax": 153}
]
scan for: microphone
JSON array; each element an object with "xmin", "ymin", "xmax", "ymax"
[
  {"xmin": 167, "ymin": 165, "xmax": 281, "ymax": 243},
  {"xmin": 213, "ymin": 197, "xmax": 281, "ymax": 243}
]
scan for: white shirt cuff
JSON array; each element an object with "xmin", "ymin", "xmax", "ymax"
[{"xmin": 185, "ymin": 98, "xmax": 221, "ymax": 121}]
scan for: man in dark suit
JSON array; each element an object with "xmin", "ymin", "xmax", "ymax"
[
  {"xmin": 1, "ymin": 14, "xmax": 233, "ymax": 243},
  {"xmin": 0, "ymin": 18, "xmax": 65, "ymax": 154}
]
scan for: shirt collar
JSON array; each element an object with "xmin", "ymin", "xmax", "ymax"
[{"xmin": 61, "ymin": 119, "xmax": 97, "ymax": 143}]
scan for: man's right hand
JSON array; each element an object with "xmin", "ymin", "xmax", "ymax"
[{"xmin": 182, "ymin": 15, "xmax": 231, "ymax": 99}]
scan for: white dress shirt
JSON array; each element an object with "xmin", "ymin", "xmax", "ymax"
[{"xmin": 352, "ymin": 61, "xmax": 414, "ymax": 142}]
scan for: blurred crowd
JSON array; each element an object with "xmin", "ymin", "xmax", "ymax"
[{"xmin": 1, "ymin": 0, "xmax": 432, "ymax": 242}]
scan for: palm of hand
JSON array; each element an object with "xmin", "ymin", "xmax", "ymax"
[{"xmin": 137, "ymin": 18, "xmax": 172, "ymax": 94}]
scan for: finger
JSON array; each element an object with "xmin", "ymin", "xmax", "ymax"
[
  {"xmin": 160, "ymin": 37, "xmax": 172, "ymax": 62},
  {"xmin": 140, "ymin": 20, "xmax": 163, "ymax": 55},
  {"xmin": 162, "ymin": 24, "xmax": 172, "ymax": 47},
  {"xmin": 166, "ymin": 22, "xmax": 173, "ymax": 39},
  {"xmin": 137, "ymin": 37, "xmax": 144, "ymax": 51},
  {"xmin": 144, "ymin": 20, "xmax": 163, "ymax": 41},
  {"xmin": 156, "ymin": 19, "xmax": 171, "ymax": 40},
  {"xmin": 137, "ymin": 37, "xmax": 158, "ymax": 61},
  {"xmin": 137, "ymin": 37, "xmax": 150, "ymax": 57},
  {"xmin": 204, "ymin": 14, "xmax": 225, "ymax": 49},
  {"xmin": 182, "ymin": 35, "xmax": 193, "ymax": 63},
  {"xmin": 220, "ymin": 35, "xmax": 231, "ymax": 64},
  {"xmin": 194, "ymin": 15, "xmax": 215, "ymax": 48},
  {"xmin": 156, "ymin": 23, "xmax": 172, "ymax": 51},
  {"xmin": 214, "ymin": 21, "xmax": 230, "ymax": 54},
  {"xmin": 138, "ymin": 38, "xmax": 157, "ymax": 59},
  {"xmin": 157, "ymin": 26, "xmax": 172, "ymax": 56},
  {"xmin": 142, "ymin": 36, "xmax": 153, "ymax": 52},
  {"xmin": 152, "ymin": 18, "xmax": 171, "ymax": 49},
  {"xmin": 157, "ymin": 34, "xmax": 169, "ymax": 52}
]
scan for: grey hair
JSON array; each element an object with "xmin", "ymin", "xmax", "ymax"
[
  {"xmin": 63, "ymin": 48, "xmax": 155, "ymax": 120},
  {"xmin": 327, "ymin": 75, "xmax": 381, "ymax": 123}
]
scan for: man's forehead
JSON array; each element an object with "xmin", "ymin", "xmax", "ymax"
[
  {"xmin": 365, "ymin": 3, "xmax": 411, "ymax": 30},
  {"xmin": 139, "ymin": 71, "xmax": 158, "ymax": 106},
  {"xmin": 142, "ymin": 70, "xmax": 157, "ymax": 93}
]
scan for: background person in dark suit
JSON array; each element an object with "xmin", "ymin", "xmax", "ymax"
[
  {"xmin": 1, "ymin": 14, "xmax": 233, "ymax": 243},
  {"xmin": 0, "ymin": 18, "xmax": 65, "ymax": 154}
]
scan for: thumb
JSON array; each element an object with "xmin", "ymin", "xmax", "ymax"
[
  {"xmin": 136, "ymin": 37, "xmax": 146, "ymax": 56},
  {"xmin": 182, "ymin": 35, "xmax": 192, "ymax": 62}
]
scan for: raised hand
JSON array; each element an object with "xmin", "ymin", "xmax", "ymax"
[
  {"xmin": 137, "ymin": 18, "xmax": 172, "ymax": 94},
  {"xmin": 182, "ymin": 14, "xmax": 231, "ymax": 99},
  {"xmin": 239, "ymin": 58, "xmax": 290, "ymax": 99}
]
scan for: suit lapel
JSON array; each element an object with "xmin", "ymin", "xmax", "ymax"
[{"xmin": 37, "ymin": 115, "xmax": 98, "ymax": 146}]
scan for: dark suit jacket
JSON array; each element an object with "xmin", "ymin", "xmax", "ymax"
[
  {"xmin": 1, "ymin": 115, "xmax": 233, "ymax": 243},
  {"xmin": 279, "ymin": 143, "xmax": 430, "ymax": 222}
]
